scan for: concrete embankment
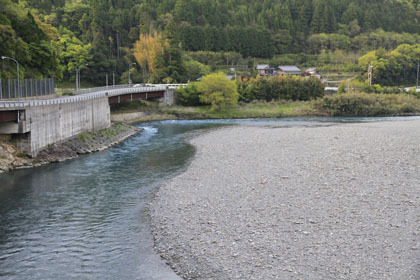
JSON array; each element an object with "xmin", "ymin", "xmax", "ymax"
[
  {"xmin": 150, "ymin": 119, "xmax": 420, "ymax": 279},
  {"xmin": 0, "ymin": 122, "xmax": 141, "ymax": 173}
]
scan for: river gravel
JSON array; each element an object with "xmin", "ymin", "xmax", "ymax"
[{"xmin": 150, "ymin": 120, "xmax": 420, "ymax": 279}]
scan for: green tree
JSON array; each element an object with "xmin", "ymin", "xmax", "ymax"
[
  {"xmin": 184, "ymin": 55, "xmax": 211, "ymax": 81},
  {"xmin": 176, "ymin": 82, "xmax": 201, "ymax": 105},
  {"xmin": 57, "ymin": 27, "xmax": 92, "ymax": 81},
  {"xmin": 198, "ymin": 72, "xmax": 239, "ymax": 110},
  {"xmin": 151, "ymin": 41, "xmax": 186, "ymax": 83}
]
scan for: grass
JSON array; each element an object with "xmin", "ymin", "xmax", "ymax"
[
  {"xmin": 16, "ymin": 151, "xmax": 29, "ymax": 158},
  {"xmin": 110, "ymin": 93, "xmax": 420, "ymax": 122},
  {"xmin": 159, "ymin": 101, "xmax": 318, "ymax": 119},
  {"xmin": 111, "ymin": 100, "xmax": 320, "ymax": 121},
  {"xmin": 78, "ymin": 132, "xmax": 92, "ymax": 142},
  {"xmin": 77, "ymin": 123, "xmax": 131, "ymax": 142},
  {"xmin": 55, "ymin": 89, "xmax": 73, "ymax": 96}
]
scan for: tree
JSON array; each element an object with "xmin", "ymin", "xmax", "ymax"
[
  {"xmin": 133, "ymin": 32, "xmax": 163, "ymax": 81},
  {"xmin": 198, "ymin": 72, "xmax": 239, "ymax": 110},
  {"xmin": 184, "ymin": 55, "xmax": 210, "ymax": 81},
  {"xmin": 176, "ymin": 82, "xmax": 201, "ymax": 105},
  {"xmin": 57, "ymin": 27, "xmax": 92, "ymax": 81},
  {"xmin": 342, "ymin": 3, "xmax": 360, "ymax": 25},
  {"xmin": 307, "ymin": 33, "xmax": 329, "ymax": 54}
]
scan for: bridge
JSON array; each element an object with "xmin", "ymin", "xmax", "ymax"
[{"xmin": 0, "ymin": 85, "xmax": 177, "ymax": 156}]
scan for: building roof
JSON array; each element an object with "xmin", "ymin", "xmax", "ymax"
[
  {"xmin": 256, "ymin": 64, "xmax": 270, "ymax": 70},
  {"xmin": 278, "ymin": 65, "xmax": 302, "ymax": 73},
  {"xmin": 305, "ymin": 67, "xmax": 318, "ymax": 72}
]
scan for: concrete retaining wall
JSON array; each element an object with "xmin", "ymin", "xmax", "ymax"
[
  {"xmin": 0, "ymin": 86, "xmax": 176, "ymax": 156},
  {"xmin": 14, "ymin": 97, "xmax": 110, "ymax": 156}
]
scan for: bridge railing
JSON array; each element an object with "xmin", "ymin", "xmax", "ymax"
[
  {"xmin": 145, "ymin": 83, "xmax": 187, "ymax": 89},
  {"xmin": 0, "ymin": 78, "xmax": 55, "ymax": 99},
  {"xmin": 73, "ymin": 84, "xmax": 135, "ymax": 95},
  {"xmin": 73, "ymin": 83, "xmax": 187, "ymax": 95}
]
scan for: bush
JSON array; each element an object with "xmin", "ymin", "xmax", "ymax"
[
  {"xmin": 314, "ymin": 92, "xmax": 420, "ymax": 116},
  {"xmin": 198, "ymin": 72, "xmax": 239, "ymax": 110},
  {"xmin": 175, "ymin": 82, "xmax": 201, "ymax": 106},
  {"xmin": 238, "ymin": 76, "xmax": 325, "ymax": 102}
]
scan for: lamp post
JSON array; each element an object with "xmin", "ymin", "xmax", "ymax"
[
  {"xmin": 128, "ymin": 62, "xmax": 136, "ymax": 85},
  {"xmin": 76, "ymin": 63, "xmax": 88, "ymax": 91},
  {"xmin": 1, "ymin": 56, "xmax": 20, "ymax": 101}
]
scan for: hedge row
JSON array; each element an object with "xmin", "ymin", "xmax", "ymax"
[{"xmin": 314, "ymin": 92, "xmax": 420, "ymax": 116}]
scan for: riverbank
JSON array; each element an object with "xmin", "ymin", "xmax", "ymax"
[
  {"xmin": 150, "ymin": 119, "xmax": 420, "ymax": 279},
  {"xmin": 110, "ymin": 100, "xmax": 320, "ymax": 123},
  {"xmin": 0, "ymin": 122, "xmax": 141, "ymax": 173},
  {"xmin": 111, "ymin": 93, "xmax": 420, "ymax": 123}
]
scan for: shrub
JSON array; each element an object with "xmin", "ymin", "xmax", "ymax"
[
  {"xmin": 197, "ymin": 72, "xmax": 239, "ymax": 110},
  {"xmin": 175, "ymin": 82, "xmax": 201, "ymax": 106},
  {"xmin": 314, "ymin": 92, "xmax": 420, "ymax": 116},
  {"xmin": 238, "ymin": 76, "xmax": 324, "ymax": 102}
]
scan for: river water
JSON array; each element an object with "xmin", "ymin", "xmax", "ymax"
[{"xmin": 0, "ymin": 117, "xmax": 418, "ymax": 279}]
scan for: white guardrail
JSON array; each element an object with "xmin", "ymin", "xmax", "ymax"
[{"xmin": 0, "ymin": 85, "xmax": 175, "ymax": 109}]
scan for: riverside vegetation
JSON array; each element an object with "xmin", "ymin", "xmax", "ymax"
[{"xmin": 112, "ymin": 72, "xmax": 420, "ymax": 120}]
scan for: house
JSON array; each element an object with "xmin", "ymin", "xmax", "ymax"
[
  {"xmin": 277, "ymin": 65, "xmax": 302, "ymax": 76},
  {"xmin": 304, "ymin": 68, "xmax": 322, "ymax": 79},
  {"xmin": 256, "ymin": 64, "xmax": 276, "ymax": 76}
]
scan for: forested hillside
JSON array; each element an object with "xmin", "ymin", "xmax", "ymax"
[{"xmin": 1, "ymin": 0, "xmax": 419, "ymax": 84}]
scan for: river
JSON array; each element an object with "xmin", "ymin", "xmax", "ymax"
[{"xmin": 0, "ymin": 117, "xmax": 418, "ymax": 279}]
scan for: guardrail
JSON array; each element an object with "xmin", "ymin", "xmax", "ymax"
[
  {"xmin": 0, "ymin": 86, "xmax": 168, "ymax": 109},
  {"xmin": 73, "ymin": 83, "xmax": 186, "ymax": 95},
  {"xmin": 73, "ymin": 84, "xmax": 135, "ymax": 95},
  {"xmin": 0, "ymin": 78, "xmax": 55, "ymax": 99},
  {"xmin": 144, "ymin": 83, "xmax": 187, "ymax": 89}
]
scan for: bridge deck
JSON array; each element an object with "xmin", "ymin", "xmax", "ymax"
[{"xmin": 0, "ymin": 86, "xmax": 167, "ymax": 109}]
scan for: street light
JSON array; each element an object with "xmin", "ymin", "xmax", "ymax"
[
  {"xmin": 76, "ymin": 63, "xmax": 88, "ymax": 91},
  {"xmin": 1, "ymin": 56, "xmax": 20, "ymax": 101},
  {"xmin": 128, "ymin": 62, "xmax": 136, "ymax": 85}
]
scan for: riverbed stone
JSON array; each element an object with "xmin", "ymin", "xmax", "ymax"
[{"xmin": 150, "ymin": 119, "xmax": 420, "ymax": 279}]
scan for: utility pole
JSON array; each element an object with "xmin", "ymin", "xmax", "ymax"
[
  {"xmin": 76, "ymin": 63, "xmax": 88, "ymax": 91},
  {"xmin": 106, "ymin": 74, "xmax": 108, "ymax": 87},
  {"xmin": 113, "ymin": 71, "xmax": 115, "ymax": 87},
  {"xmin": 75, "ymin": 69, "xmax": 78, "ymax": 91},
  {"xmin": 1, "ymin": 56, "xmax": 20, "ymax": 101},
  {"xmin": 416, "ymin": 63, "xmax": 419, "ymax": 90},
  {"xmin": 368, "ymin": 63, "xmax": 373, "ymax": 86}
]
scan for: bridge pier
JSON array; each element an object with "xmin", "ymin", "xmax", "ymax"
[{"xmin": 161, "ymin": 88, "xmax": 175, "ymax": 106}]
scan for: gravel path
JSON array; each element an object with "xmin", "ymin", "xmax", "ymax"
[{"xmin": 150, "ymin": 120, "xmax": 420, "ymax": 279}]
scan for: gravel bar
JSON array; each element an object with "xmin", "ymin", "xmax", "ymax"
[{"xmin": 150, "ymin": 119, "xmax": 420, "ymax": 279}]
